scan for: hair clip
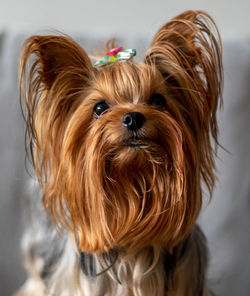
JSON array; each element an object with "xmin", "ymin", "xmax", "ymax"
[{"xmin": 94, "ymin": 47, "xmax": 136, "ymax": 68}]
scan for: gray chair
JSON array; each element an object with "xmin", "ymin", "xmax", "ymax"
[{"xmin": 0, "ymin": 30, "xmax": 249, "ymax": 295}]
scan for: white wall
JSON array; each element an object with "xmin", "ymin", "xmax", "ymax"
[{"xmin": 0, "ymin": 0, "xmax": 250, "ymax": 38}]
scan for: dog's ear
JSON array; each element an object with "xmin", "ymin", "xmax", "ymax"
[
  {"xmin": 145, "ymin": 10, "xmax": 223, "ymax": 193},
  {"xmin": 20, "ymin": 35, "xmax": 93, "ymax": 89},
  {"xmin": 19, "ymin": 35, "xmax": 94, "ymax": 185},
  {"xmin": 145, "ymin": 10, "xmax": 222, "ymax": 120}
]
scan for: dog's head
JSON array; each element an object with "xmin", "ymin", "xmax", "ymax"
[{"xmin": 20, "ymin": 10, "xmax": 222, "ymax": 254}]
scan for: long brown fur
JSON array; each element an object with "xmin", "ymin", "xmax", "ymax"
[{"xmin": 17, "ymin": 10, "xmax": 222, "ymax": 295}]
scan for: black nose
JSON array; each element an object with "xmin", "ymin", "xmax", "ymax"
[{"xmin": 122, "ymin": 112, "xmax": 146, "ymax": 131}]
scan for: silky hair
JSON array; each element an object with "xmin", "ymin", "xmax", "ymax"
[{"xmin": 17, "ymin": 10, "xmax": 222, "ymax": 296}]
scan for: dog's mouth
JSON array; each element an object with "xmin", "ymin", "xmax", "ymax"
[
  {"xmin": 125, "ymin": 137, "xmax": 154, "ymax": 148},
  {"xmin": 126, "ymin": 137, "xmax": 144, "ymax": 147}
]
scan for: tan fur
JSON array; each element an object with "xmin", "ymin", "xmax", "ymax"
[{"xmin": 17, "ymin": 10, "xmax": 222, "ymax": 295}]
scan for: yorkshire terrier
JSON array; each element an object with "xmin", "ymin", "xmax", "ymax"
[{"xmin": 16, "ymin": 10, "xmax": 222, "ymax": 296}]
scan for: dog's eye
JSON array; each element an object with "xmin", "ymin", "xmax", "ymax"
[
  {"xmin": 93, "ymin": 100, "xmax": 110, "ymax": 118},
  {"xmin": 148, "ymin": 94, "xmax": 166, "ymax": 108}
]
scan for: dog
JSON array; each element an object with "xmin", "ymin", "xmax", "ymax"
[{"xmin": 16, "ymin": 10, "xmax": 222, "ymax": 296}]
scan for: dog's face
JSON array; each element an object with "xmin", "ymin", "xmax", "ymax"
[
  {"xmin": 62, "ymin": 63, "xmax": 186, "ymax": 253},
  {"xmin": 20, "ymin": 11, "xmax": 222, "ymax": 254}
]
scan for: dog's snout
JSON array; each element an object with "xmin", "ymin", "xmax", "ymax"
[{"xmin": 122, "ymin": 112, "xmax": 145, "ymax": 131}]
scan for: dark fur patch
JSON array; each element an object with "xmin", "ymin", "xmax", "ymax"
[
  {"xmin": 164, "ymin": 225, "xmax": 208, "ymax": 294},
  {"xmin": 80, "ymin": 252, "xmax": 96, "ymax": 278},
  {"xmin": 23, "ymin": 184, "xmax": 67, "ymax": 282}
]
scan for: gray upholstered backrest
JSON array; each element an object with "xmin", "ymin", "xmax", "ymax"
[{"xmin": 0, "ymin": 31, "xmax": 249, "ymax": 295}]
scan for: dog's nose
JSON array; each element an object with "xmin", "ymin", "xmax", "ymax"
[{"xmin": 122, "ymin": 112, "xmax": 146, "ymax": 130}]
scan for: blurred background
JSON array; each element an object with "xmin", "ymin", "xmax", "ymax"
[{"xmin": 0, "ymin": 0, "xmax": 249, "ymax": 295}]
